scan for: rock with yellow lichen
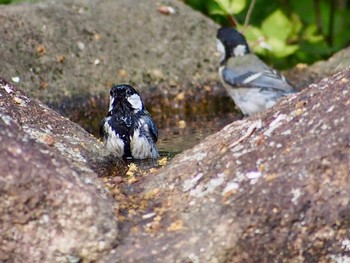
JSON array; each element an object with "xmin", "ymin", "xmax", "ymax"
[
  {"xmin": 1, "ymin": 0, "xmax": 350, "ymax": 261},
  {"xmin": 2, "ymin": 67, "xmax": 350, "ymax": 263},
  {"xmin": 109, "ymin": 68, "xmax": 350, "ymax": 262}
]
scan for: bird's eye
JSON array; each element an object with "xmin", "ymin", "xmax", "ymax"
[{"xmin": 126, "ymin": 89, "xmax": 133, "ymax": 97}]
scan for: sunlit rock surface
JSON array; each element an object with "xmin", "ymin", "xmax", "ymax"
[
  {"xmin": 1, "ymin": 0, "xmax": 350, "ymax": 261},
  {"xmin": 3, "ymin": 67, "xmax": 350, "ymax": 262},
  {"xmin": 110, "ymin": 68, "xmax": 350, "ymax": 262}
]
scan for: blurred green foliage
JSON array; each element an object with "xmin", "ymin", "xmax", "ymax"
[
  {"xmin": 185, "ymin": 0, "xmax": 350, "ymax": 68},
  {"xmin": 0, "ymin": 0, "xmax": 25, "ymax": 3},
  {"xmin": 0, "ymin": 0, "xmax": 39, "ymax": 3}
]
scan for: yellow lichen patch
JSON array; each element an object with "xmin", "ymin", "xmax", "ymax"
[
  {"xmin": 152, "ymin": 215, "xmax": 162, "ymax": 223},
  {"xmin": 145, "ymin": 215, "xmax": 163, "ymax": 233},
  {"xmin": 126, "ymin": 163, "xmax": 138, "ymax": 176},
  {"xmin": 295, "ymin": 101, "xmax": 307, "ymax": 109},
  {"xmin": 296, "ymin": 63, "xmax": 307, "ymax": 69},
  {"xmin": 148, "ymin": 168, "xmax": 158, "ymax": 173},
  {"xmin": 56, "ymin": 55, "xmax": 66, "ymax": 63},
  {"xmin": 130, "ymin": 226, "xmax": 139, "ymax": 233},
  {"xmin": 220, "ymin": 145, "xmax": 228, "ymax": 154},
  {"xmin": 127, "ymin": 176, "xmax": 139, "ymax": 184},
  {"xmin": 258, "ymin": 164, "xmax": 266, "ymax": 172},
  {"xmin": 340, "ymin": 78, "xmax": 349, "ymax": 84},
  {"xmin": 144, "ymin": 188, "xmax": 160, "ymax": 200},
  {"xmin": 117, "ymin": 215, "xmax": 127, "ymax": 222},
  {"xmin": 157, "ymin": 157, "xmax": 168, "ymax": 166},
  {"xmin": 153, "ymin": 206, "xmax": 168, "ymax": 218},
  {"xmin": 94, "ymin": 33, "xmax": 101, "ymax": 41},
  {"xmin": 13, "ymin": 97, "xmax": 24, "ymax": 105},
  {"xmin": 294, "ymin": 108, "xmax": 304, "ymax": 116},
  {"xmin": 152, "ymin": 69, "xmax": 164, "ymax": 79},
  {"xmin": 175, "ymin": 92, "xmax": 185, "ymax": 101},
  {"xmin": 222, "ymin": 190, "xmax": 238, "ymax": 203},
  {"xmin": 40, "ymin": 81, "xmax": 48, "ymax": 89},
  {"xmin": 204, "ymin": 85, "xmax": 211, "ymax": 92},
  {"xmin": 178, "ymin": 120, "xmax": 186, "ymax": 129},
  {"xmin": 118, "ymin": 69, "xmax": 128, "ymax": 78},
  {"xmin": 42, "ymin": 134, "xmax": 55, "ymax": 146},
  {"xmin": 36, "ymin": 44, "xmax": 46, "ymax": 56},
  {"xmin": 265, "ymin": 173, "xmax": 278, "ymax": 182},
  {"xmin": 167, "ymin": 219, "xmax": 184, "ymax": 231}
]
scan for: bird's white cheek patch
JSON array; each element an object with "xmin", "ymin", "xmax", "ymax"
[
  {"xmin": 127, "ymin": 94, "xmax": 142, "ymax": 111},
  {"xmin": 233, "ymin": 44, "xmax": 246, "ymax": 57},
  {"xmin": 108, "ymin": 96, "xmax": 114, "ymax": 111},
  {"xmin": 216, "ymin": 39, "xmax": 226, "ymax": 61}
]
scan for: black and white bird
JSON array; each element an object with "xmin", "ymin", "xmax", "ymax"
[
  {"xmin": 216, "ymin": 27, "xmax": 297, "ymax": 116},
  {"xmin": 100, "ymin": 84, "xmax": 159, "ymax": 159}
]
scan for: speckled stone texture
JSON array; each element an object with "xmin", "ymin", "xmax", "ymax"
[
  {"xmin": 1, "ymin": 0, "xmax": 350, "ymax": 261},
  {"xmin": 0, "ymin": 79, "xmax": 120, "ymax": 262},
  {"xmin": 1, "ymin": 0, "xmax": 348, "ymax": 137},
  {"xmin": 0, "ymin": 0, "xmax": 219, "ymax": 107},
  {"xmin": 109, "ymin": 68, "xmax": 350, "ymax": 262}
]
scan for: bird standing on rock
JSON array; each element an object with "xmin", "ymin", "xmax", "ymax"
[
  {"xmin": 100, "ymin": 84, "xmax": 159, "ymax": 159},
  {"xmin": 216, "ymin": 27, "xmax": 297, "ymax": 116}
]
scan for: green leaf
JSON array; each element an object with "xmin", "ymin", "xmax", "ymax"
[
  {"xmin": 266, "ymin": 38, "xmax": 299, "ymax": 58},
  {"xmin": 303, "ymin": 24, "xmax": 323, "ymax": 43},
  {"xmin": 230, "ymin": 0, "xmax": 246, "ymax": 14},
  {"xmin": 261, "ymin": 9, "xmax": 293, "ymax": 41},
  {"xmin": 213, "ymin": 0, "xmax": 247, "ymax": 15},
  {"xmin": 239, "ymin": 26, "xmax": 263, "ymax": 42},
  {"xmin": 207, "ymin": 1, "xmax": 227, "ymax": 16}
]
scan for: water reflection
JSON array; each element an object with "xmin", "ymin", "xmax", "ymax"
[
  {"xmin": 157, "ymin": 111, "xmax": 241, "ymax": 155},
  {"xmin": 55, "ymin": 94, "xmax": 242, "ymax": 161}
]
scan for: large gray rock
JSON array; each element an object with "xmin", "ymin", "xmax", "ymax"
[
  {"xmin": 0, "ymin": 78, "xmax": 120, "ymax": 262},
  {"xmin": 3, "ymin": 67, "xmax": 350, "ymax": 262},
  {"xmin": 0, "ymin": 0, "xmax": 227, "ymax": 137},
  {"xmin": 0, "ymin": 0, "xmax": 219, "ymax": 106},
  {"xmin": 286, "ymin": 45, "xmax": 350, "ymax": 89},
  {"xmin": 2, "ymin": 0, "xmax": 349, "ymax": 138},
  {"xmin": 109, "ymin": 68, "xmax": 350, "ymax": 262}
]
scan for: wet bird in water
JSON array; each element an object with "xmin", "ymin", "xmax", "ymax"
[
  {"xmin": 100, "ymin": 84, "xmax": 159, "ymax": 159},
  {"xmin": 216, "ymin": 27, "xmax": 297, "ymax": 116}
]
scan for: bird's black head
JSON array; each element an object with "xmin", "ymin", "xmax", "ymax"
[
  {"xmin": 108, "ymin": 84, "xmax": 144, "ymax": 113},
  {"xmin": 216, "ymin": 27, "xmax": 250, "ymax": 61}
]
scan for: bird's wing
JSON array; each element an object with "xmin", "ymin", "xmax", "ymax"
[
  {"xmin": 222, "ymin": 56, "xmax": 296, "ymax": 93},
  {"xmin": 140, "ymin": 111, "xmax": 158, "ymax": 143}
]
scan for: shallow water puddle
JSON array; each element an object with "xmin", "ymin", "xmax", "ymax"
[
  {"xmin": 57, "ymin": 94, "xmax": 242, "ymax": 170},
  {"xmin": 157, "ymin": 111, "xmax": 241, "ymax": 156}
]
